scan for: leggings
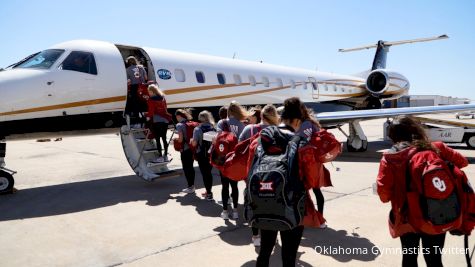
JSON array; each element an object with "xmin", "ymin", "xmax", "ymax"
[
  {"xmin": 313, "ymin": 188, "xmax": 324, "ymax": 214},
  {"xmin": 256, "ymin": 226, "xmax": 304, "ymax": 267},
  {"xmin": 220, "ymin": 173, "xmax": 238, "ymax": 210},
  {"xmin": 152, "ymin": 122, "xmax": 168, "ymax": 157},
  {"xmin": 400, "ymin": 232, "xmax": 446, "ymax": 267},
  {"xmin": 196, "ymin": 154, "xmax": 213, "ymax": 194},
  {"xmin": 180, "ymin": 149, "xmax": 195, "ymax": 187}
]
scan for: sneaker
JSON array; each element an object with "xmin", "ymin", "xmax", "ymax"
[
  {"xmin": 221, "ymin": 210, "xmax": 229, "ymax": 220},
  {"xmin": 201, "ymin": 192, "xmax": 207, "ymax": 197},
  {"xmin": 252, "ymin": 236, "xmax": 261, "ymax": 247},
  {"xmin": 182, "ymin": 186, "xmax": 195, "ymax": 194},
  {"xmin": 232, "ymin": 209, "xmax": 239, "ymax": 220},
  {"xmin": 153, "ymin": 157, "xmax": 164, "ymax": 163},
  {"xmin": 163, "ymin": 155, "xmax": 169, "ymax": 162},
  {"xmin": 206, "ymin": 193, "xmax": 214, "ymax": 201},
  {"xmin": 319, "ymin": 222, "xmax": 327, "ymax": 229}
]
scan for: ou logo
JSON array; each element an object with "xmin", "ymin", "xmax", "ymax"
[
  {"xmin": 218, "ymin": 144, "xmax": 225, "ymax": 152},
  {"xmin": 432, "ymin": 177, "xmax": 447, "ymax": 192}
]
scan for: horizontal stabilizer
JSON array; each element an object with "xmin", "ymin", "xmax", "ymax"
[{"xmin": 338, "ymin": 35, "xmax": 449, "ymax": 52}]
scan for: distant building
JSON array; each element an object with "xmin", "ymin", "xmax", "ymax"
[{"xmin": 384, "ymin": 95, "xmax": 471, "ymax": 108}]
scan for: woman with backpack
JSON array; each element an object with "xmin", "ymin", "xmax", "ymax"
[
  {"xmin": 216, "ymin": 101, "xmax": 247, "ymax": 220},
  {"xmin": 377, "ymin": 115, "xmax": 469, "ymax": 267},
  {"xmin": 190, "ymin": 110, "xmax": 216, "ymax": 201},
  {"xmin": 239, "ymin": 104, "xmax": 279, "ymax": 247},
  {"xmin": 146, "ymin": 84, "xmax": 172, "ymax": 163},
  {"xmin": 294, "ymin": 103, "xmax": 328, "ymax": 229},
  {"xmin": 242, "ymin": 97, "xmax": 325, "ymax": 267},
  {"xmin": 174, "ymin": 109, "xmax": 197, "ymax": 194}
]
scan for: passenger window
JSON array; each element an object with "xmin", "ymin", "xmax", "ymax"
[
  {"xmin": 249, "ymin": 75, "xmax": 256, "ymax": 86},
  {"xmin": 233, "ymin": 74, "xmax": 242, "ymax": 85},
  {"xmin": 302, "ymin": 82, "xmax": 307, "ymax": 90},
  {"xmin": 60, "ymin": 51, "xmax": 97, "ymax": 75},
  {"xmin": 217, "ymin": 73, "xmax": 226, "ymax": 84},
  {"xmin": 196, "ymin": 71, "xmax": 205, "ymax": 83},
  {"xmin": 289, "ymin": 80, "xmax": 296, "ymax": 89},
  {"xmin": 276, "ymin": 78, "xmax": 283, "ymax": 87},
  {"xmin": 175, "ymin": 69, "xmax": 186, "ymax": 82},
  {"xmin": 262, "ymin": 76, "xmax": 269, "ymax": 87}
]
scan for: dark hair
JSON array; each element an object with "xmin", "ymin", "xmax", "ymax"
[
  {"xmin": 218, "ymin": 106, "xmax": 228, "ymax": 120},
  {"xmin": 175, "ymin": 108, "xmax": 192, "ymax": 121},
  {"xmin": 249, "ymin": 107, "xmax": 262, "ymax": 124},
  {"xmin": 280, "ymin": 97, "xmax": 321, "ymax": 127},
  {"xmin": 388, "ymin": 116, "xmax": 434, "ymax": 151}
]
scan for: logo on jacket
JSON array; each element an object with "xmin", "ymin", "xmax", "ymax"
[
  {"xmin": 432, "ymin": 177, "xmax": 446, "ymax": 192},
  {"xmin": 259, "ymin": 182, "xmax": 274, "ymax": 191},
  {"xmin": 157, "ymin": 69, "xmax": 172, "ymax": 80},
  {"xmin": 219, "ymin": 144, "xmax": 225, "ymax": 152}
]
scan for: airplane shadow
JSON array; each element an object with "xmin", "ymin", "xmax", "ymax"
[{"xmin": 0, "ymin": 167, "xmax": 223, "ymax": 222}]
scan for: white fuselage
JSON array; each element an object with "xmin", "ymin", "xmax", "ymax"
[{"xmin": 0, "ymin": 40, "xmax": 409, "ymax": 131}]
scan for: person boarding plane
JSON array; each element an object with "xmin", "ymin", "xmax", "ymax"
[{"xmin": 0, "ymin": 34, "xmax": 474, "ymax": 194}]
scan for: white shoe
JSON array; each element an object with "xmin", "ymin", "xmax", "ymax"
[
  {"xmin": 153, "ymin": 157, "xmax": 164, "ymax": 163},
  {"xmin": 232, "ymin": 209, "xmax": 239, "ymax": 220},
  {"xmin": 182, "ymin": 186, "xmax": 195, "ymax": 194},
  {"xmin": 163, "ymin": 155, "xmax": 169, "ymax": 162},
  {"xmin": 221, "ymin": 210, "xmax": 229, "ymax": 220},
  {"xmin": 319, "ymin": 223, "xmax": 327, "ymax": 229},
  {"xmin": 252, "ymin": 236, "xmax": 261, "ymax": 247}
]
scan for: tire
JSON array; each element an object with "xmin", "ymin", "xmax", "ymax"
[
  {"xmin": 346, "ymin": 139, "xmax": 368, "ymax": 152},
  {"xmin": 0, "ymin": 170, "xmax": 14, "ymax": 194},
  {"xmin": 466, "ymin": 135, "xmax": 475, "ymax": 149},
  {"xmin": 456, "ymin": 115, "xmax": 460, "ymax": 119}
]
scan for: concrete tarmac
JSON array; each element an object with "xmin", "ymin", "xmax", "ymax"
[{"xmin": 1, "ymin": 114, "xmax": 474, "ymax": 267}]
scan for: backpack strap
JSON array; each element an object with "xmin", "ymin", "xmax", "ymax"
[{"xmin": 222, "ymin": 119, "xmax": 231, "ymax": 132}]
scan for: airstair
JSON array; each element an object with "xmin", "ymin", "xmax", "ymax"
[{"xmin": 120, "ymin": 121, "xmax": 180, "ymax": 181}]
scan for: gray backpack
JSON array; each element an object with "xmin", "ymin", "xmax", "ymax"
[{"xmin": 244, "ymin": 126, "xmax": 306, "ymax": 231}]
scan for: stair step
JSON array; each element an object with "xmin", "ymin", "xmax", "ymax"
[
  {"xmin": 146, "ymin": 159, "xmax": 173, "ymax": 168},
  {"xmin": 151, "ymin": 169, "xmax": 182, "ymax": 181}
]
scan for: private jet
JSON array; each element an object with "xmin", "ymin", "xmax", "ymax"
[{"xmin": 1, "ymin": 34, "xmax": 474, "ymax": 194}]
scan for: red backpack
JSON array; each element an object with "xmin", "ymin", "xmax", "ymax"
[
  {"xmin": 223, "ymin": 125, "xmax": 262, "ymax": 181},
  {"xmin": 309, "ymin": 129, "xmax": 342, "ymax": 163},
  {"xmin": 406, "ymin": 149, "xmax": 463, "ymax": 234},
  {"xmin": 210, "ymin": 120, "xmax": 238, "ymax": 170},
  {"xmin": 173, "ymin": 121, "xmax": 199, "ymax": 152}
]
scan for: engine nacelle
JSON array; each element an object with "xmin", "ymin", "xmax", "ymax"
[{"xmin": 365, "ymin": 69, "xmax": 409, "ymax": 97}]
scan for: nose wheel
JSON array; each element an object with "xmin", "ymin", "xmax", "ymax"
[{"xmin": 0, "ymin": 169, "xmax": 14, "ymax": 194}]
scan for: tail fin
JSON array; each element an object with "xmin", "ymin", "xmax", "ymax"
[{"xmin": 338, "ymin": 35, "xmax": 449, "ymax": 70}]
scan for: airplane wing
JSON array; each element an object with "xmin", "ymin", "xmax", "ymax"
[{"xmin": 316, "ymin": 104, "xmax": 475, "ymax": 126}]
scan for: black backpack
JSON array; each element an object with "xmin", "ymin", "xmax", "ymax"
[{"xmin": 244, "ymin": 126, "xmax": 307, "ymax": 231}]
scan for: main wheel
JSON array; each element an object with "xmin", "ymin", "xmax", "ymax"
[
  {"xmin": 0, "ymin": 170, "xmax": 14, "ymax": 194},
  {"xmin": 466, "ymin": 135, "xmax": 475, "ymax": 149}
]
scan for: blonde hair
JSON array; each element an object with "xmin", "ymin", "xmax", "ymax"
[
  {"xmin": 261, "ymin": 104, "xmax": 279, "ymax": 126},
  {"xmin": 148, "ymin": 84, "xmax": 164, "ymax": 97},
  {"xmin": 198, "ymin": 110, "xmax": 215, "ymax": 127},
  {"xmin": 126, "ymin": 56, "xmax": 137, "ymax": 65},
  {"xmin": 175, "ymin": 108, "xmax": 193, "ymax": 121},
  {"xmin": 227, "ymin": 101, "xmax": 248, "ymax": 121}
]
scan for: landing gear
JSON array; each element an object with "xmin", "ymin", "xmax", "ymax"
[
  {"xmin": 339, "ymin": 120, "xmax": 368, "ymax": 152},
  {"xmin": 0, "ymin": 142, "xmax": 16, "ymax": 194}
]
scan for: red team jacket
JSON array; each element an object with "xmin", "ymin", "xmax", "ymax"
[
  {"xmin": 377, "ymin": 141, "xmax": 469, "ymax": 238},
  {"xmin": 146, "ymin": 96, "xmax": 173, "ymax": 122}
]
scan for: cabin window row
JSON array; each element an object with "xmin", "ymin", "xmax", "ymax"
[{"xmin": 171, "ymin": 69, "xmax": 305, "ymax": 89}]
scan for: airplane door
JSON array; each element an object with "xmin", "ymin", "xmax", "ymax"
[{"xmin": 309, "ymin": 77, "xmax": 319, "ymax": 99}]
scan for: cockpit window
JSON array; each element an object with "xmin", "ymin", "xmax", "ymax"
[
  {"xmin": 59, "ymin": 51, "xmax": 97, "ymax": 75},
  {"xmin": 15, "ymin": 49, "xmax": 64, "ymax": 69}
]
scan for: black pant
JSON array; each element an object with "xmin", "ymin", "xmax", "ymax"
[
  {"xmin": 180, "ymin": 149, "xmax": 195, "ymax": 187},
  {"xmin": 197, "ymin": 154, "xmax": 213, "ymax": 194},
  {"xmin": 252, "ymin": 227, "xmax": 259, "ymax": 236},
  {"xmin": 400, "ymin": 232, "xmax": 446, "ymax": 267},
  {"xmin": 256, "ymin": 226, "xmax": 304, "ymax": 267},
  {"xmin": 220, "ymin": 173, "xmax": 238, "ymax": 210},
  {"xmin": 313, "ymin": 188, "xmax": 324, "ymax": 214},
  {"xmin": 152, "ymin": 122, "xmax": 168, "ymax": 157}
]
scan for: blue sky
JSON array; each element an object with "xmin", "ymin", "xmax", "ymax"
[{"xmin": 0, "ymin": 0, "xmax": 474, "ymax": 99}]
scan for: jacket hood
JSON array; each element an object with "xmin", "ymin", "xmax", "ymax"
[{"xmin": 382, "ymin": 142, "xmax": 415, "ymax": 163}]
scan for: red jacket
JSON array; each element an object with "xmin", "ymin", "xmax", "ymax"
[
  {"xmin": 377, "ymin": 141, "xmax": 468, "ymax": 238},
  {"xmin": 146, "ymin": 95, "xmax": 172, "ymax": 122}
]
